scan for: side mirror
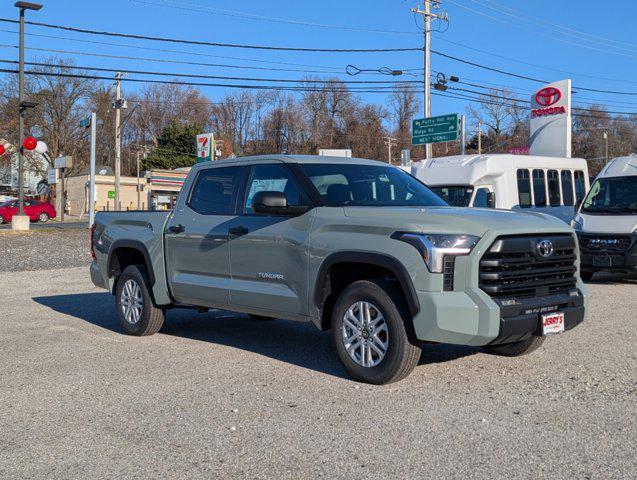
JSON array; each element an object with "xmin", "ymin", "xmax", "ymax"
[
  {"xmin": 253, "ymin": 191, "xmax": 287, "ymax": 214},
  {"xmin": 252, "ymin": 191, "xmax": 308, "ymax": 216},
  {"xmin": 486, "ymin": 191, "xmax": 496, "ymax": 208}
]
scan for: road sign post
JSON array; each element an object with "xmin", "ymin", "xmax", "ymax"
[{"xmin": 412, "ymin": 114, "xmax": 459, "ymax": 146}]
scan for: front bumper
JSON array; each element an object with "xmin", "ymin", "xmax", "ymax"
[
  {"xmin": 411, "ymin": 282, "xmax": 587, "ymax": 347},
  {"xmin": 577, "ymin": 232, "xmax": 637, "ymax": 273}
]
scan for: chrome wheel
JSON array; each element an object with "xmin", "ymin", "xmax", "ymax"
[
  {"xmin": 342, "ymin": 301, "xmax": 389, "ymax": 368},
  {"xmin": 120, "ymin": 279, "xmax": 143, "ymax": 324},
  {"xmin": 38, "ymin": 212, "xmax": 49, "ymax": 223}
]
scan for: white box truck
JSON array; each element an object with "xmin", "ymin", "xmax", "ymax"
[{"xmin": 411, "ymin": 154, "xmax": 589, "ymax": 223}]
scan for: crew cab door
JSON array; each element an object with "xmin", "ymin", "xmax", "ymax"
[
  {"xmin": 165, "ymin": 165, "xmax": 244, "ymax": 308},
  {"xmin": 228, "ymin": 163, "xmax": 314, "ymax": 317}
]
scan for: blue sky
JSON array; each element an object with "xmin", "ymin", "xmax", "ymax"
[{"xmin": 1, "ymin": 0, "xmax": 636, "ymax": 117}]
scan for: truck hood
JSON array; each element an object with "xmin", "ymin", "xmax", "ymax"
[
  {"xmin": 343, "ymin": 206, "xmax": 570, "ymax": 237},
  {"xmin": 574, "ymin": 212, "xmax": 637, "ymax": 234}
]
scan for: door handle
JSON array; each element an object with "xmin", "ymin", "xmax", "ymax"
[
  {"xmin": 168, "ymin": 224, "xmax": 185, "ymax": 234},
  {"xmin": 229, "ymin": 226, "xmax": 249, "ymax": 237}
]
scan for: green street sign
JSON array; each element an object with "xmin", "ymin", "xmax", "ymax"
[
  {"xmin": 79, "ymin": 117, "xmax": 91, "ymax": 129},
  {"xmin": 412, "ymin": 114, "xmax": 459, "ymax": 145}
]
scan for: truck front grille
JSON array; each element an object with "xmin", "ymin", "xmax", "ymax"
[
  {"xmin": 479, "ymin": 234, "xmax": 577, "ymax": 299},
  {"xmin": 578, "ymin": 234, "xmax": 632, "ymax": 254}
]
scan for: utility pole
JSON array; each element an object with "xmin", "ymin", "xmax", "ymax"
[
  {"xmin": 477, "ymin": 121, "xmax": 482, "ymax": 154},
  {"xmin": 136, "ymin": 149, "xmax": 141, "ymax": 209},
  {"xmin": 603, "ymin": 131, "xmax": 609, "ymax": 164},
  {"xmin": 383, "ymin": 136, "xmax": 397, "ymax": 164},
  {"xmin": 88, "ymin": 112, "xmax": 96, "ymax": 227},
  {"xmin": 411, "ymin": 1, "xmax": 447, "ymax": 160},
  {"xmin": 12, "ymin": 2, "xmax": 42, "ymax": 231},
  {"xmin": 114, "ymin": 72, "xmax": 122, "ymax": 210},
  {"xmin": 460, "ymin": 115, "xmax": 466, "ymax": 155}
]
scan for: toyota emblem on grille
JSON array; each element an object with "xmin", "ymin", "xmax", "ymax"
[{"xmin": 537, "ymin": 239, "xmax": 554, "ymax": 257}]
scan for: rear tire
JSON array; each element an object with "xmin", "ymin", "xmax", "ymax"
[
  {"xmin": 483, "ymin": 336, "xmax": 545, "ymax": 357},
  {"xmin": 0, "ymin": 214, "xmax": 4, "ymax": 224},
  {"xmin": 331, "ymin": 280, "xmax": 421, "ymax": 385},
  {"xmin": 580, "ymin": 271, "xmax": 594, "ymax": 281},
  {"xmin": 38, "ymin": 212, "xmax": 49, "ymax": 223},
  {"xmin": 115, "ymin": 265, "xmax": 165, "ymax": 336},
  {"xmin": 248, "ymin": 314, "xmax": 276, "ymax": 321}
]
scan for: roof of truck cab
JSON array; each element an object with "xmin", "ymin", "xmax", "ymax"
[{"xmin": 194, "ymin": 154, "xmax": 387, "ymax": 167}]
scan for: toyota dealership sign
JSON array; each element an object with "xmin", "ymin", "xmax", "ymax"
[{"xmin": 529, "ymin": 79, "xmax": 572, "ymax": 158}]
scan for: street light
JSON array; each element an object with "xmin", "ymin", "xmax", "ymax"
[{"xmin": 12, "ymin": 1, "xmax": 42, "ymax": 231}]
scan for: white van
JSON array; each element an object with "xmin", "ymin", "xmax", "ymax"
[
  {"xmin": 572, "ymin": 154, "xmax": 637, "ymax": 279},
  {"xmin": 411, "ymin": 154, "xmax": 589, "ymax": 223}
]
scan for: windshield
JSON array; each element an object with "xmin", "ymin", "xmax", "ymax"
[
  {"xmin": 430, "ymin": 185, "xmax": 474, "ymax": 207},
  {"xmin": 582, "ymin": 176, "xmax": 637, "ymax": 214},
  {"xmin": 300, "ymin": 163, "xmax": 449, "ymax": 207}
]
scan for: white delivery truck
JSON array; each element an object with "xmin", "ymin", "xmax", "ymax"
[
  {"xmin": 572, "ymin": 154, "xmax": 637, "ymax": 280},
  {"xmin": 411, "ymin": 154, "xmax": 589, "ymax": 223}
]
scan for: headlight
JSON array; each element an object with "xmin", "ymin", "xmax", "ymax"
[
  {"xmin": 394, "ymin": 233, "xmax": 480, "ymax": 273},
  {"xmin": 571, "ymin": 218, "xmax": 583, "ymax": 231}
]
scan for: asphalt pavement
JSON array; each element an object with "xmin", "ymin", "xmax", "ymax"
[{"xmin": 0, "ymin": 234, "xmax": 635, "ymax": 479}]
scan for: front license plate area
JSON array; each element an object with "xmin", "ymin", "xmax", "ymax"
[{"xmin": 541, "ymin": 312, "xmax": 565, "ymax": 335}]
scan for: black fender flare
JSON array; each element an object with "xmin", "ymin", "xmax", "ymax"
[
  {"xmin": 107, "ymin": 239, "xmax": 156, "ymax": 286},
  {"xmin": 313, "ymin": 251, "xmax": 420, "ymax": 318}
]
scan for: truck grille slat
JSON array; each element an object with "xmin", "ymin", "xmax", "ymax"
[{"xmin": 479, "ymin": 234, "xmax": 577, "ymax": 299}]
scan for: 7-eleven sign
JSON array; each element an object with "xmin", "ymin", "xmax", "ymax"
[{"xmin": 196, "ymin": 133, "xmax": 214, "ymax": 163}]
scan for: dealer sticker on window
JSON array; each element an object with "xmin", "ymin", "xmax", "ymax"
[{"xmin": 541, "ymin": 312, "xmax": 565, "ymax": 336}]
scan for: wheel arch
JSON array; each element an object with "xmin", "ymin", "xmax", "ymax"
[
  {"xmin": 107, "ymin": 240, "xmax": 156, "ymax": 292},
  {"xmin": 313, "ymin": 251, "xmax": 420, "ymax": 330}
]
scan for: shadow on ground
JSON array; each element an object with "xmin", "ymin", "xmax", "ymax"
[{"xmin": 33, "ymin": 292, "xmax": 478, "ymax": 379}]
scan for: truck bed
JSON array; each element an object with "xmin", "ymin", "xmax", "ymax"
[{"xmin": 93, "ymin": 210, "xmax": 172, "ymax": 305}]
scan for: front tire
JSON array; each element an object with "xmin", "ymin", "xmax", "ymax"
[
  {"xmin": 331, "ymin": 280, "xmax": 421, "ymax": 384},
  {"xmin": 38, "ymin": 212, "xmax": 49, "ymax": 223},
  {"xmin": 0, "ymin": 214, "xmax": 4, "ymax": 224},
  {"xmin": 483, "ymin": 336, "xmax": 545, "ymax": 357},
  {"xmin": 115, "ymin": 265, "xmax": 165, "ymax": 336}
]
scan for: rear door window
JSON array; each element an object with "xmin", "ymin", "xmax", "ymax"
[
  {"xmin": 532, "ymin": 169, "xmax": 547, "ymax": 207},
  {"xmin": 517, "ymin": 169, "xmax": 532, "ymax": 208},
  {"xmin": 560, "ymin": 171, "xmax": 574, "ymax": 206},
  {"xmin": 547, "ymin": 170, "xmax": 561, "ymax": 206},
  {"xmin": 188, "ymin": 166, "xmax": 242, "ymax": 215}
]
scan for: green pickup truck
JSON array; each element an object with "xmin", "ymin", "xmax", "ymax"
[{"xmin": 90, "ymin": 155, "xmax": 587, "ymax": 384}]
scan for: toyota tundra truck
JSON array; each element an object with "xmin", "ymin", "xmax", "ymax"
[{"xmin": 90, "ymin": 155, "xmax": 587, "ymax": 384}]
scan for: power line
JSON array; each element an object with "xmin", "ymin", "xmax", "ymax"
[
  {"xmin": 0, "ymin": 43, "xmax": 347, "ymax": 75},
  {"xmin": 0, "ymin": 58, "xmax": 424, "ymax": 85},
  {"xmin": 445, "ymin": 0, "xmax": 637, "ymax": 59},
  {"xmin": 466, "ymin": 0, "xmax": 637, "ymax": 51},
  {"xmin": 130, "ymin": 0, "xmax": 420, "ymax": 36},
  {"xmin": 431, "ymin": 50, "xmax": 637, "ymax": 96},
  {"xmin": 0, "ymin": 28, "xmax": 349, "ymax": 71},
  {"xmin": 0, "ymin": 18, "xmax": 422, "ymax": 53}
]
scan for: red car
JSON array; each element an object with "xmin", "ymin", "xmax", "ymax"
[{"xmin": 0, "ymin": 199, "xmax": 57, "ymax": 224}]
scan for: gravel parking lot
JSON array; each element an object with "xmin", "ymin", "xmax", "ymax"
[
  {"xmin": 0, "ymin": 232, "xmax": 635, "ymax": 479},
  {"xmin": 0, "ymin": 229, "xmax": 91, "ymax": 272}
]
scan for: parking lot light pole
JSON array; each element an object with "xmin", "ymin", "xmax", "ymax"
[{"xmin": 12, "ymin": 1, "xmax": 42, "ymax": 231}]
